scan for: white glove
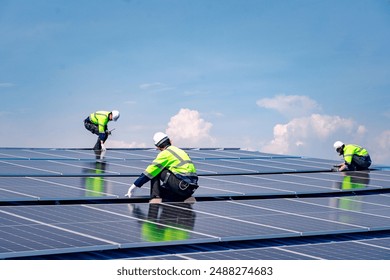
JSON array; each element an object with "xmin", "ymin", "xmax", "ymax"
[
  {"xmin": 101, "ymin": 143, "xmax": 106, "ymax": 151},
  {"xmin": 125, "ymin": 184, "xmax": 138, "ymax": 197},
  {"xmin": 99, "ymin": 149, "xmax": 106, "ymax": 159}
]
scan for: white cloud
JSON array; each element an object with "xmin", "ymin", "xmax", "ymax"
[
  {"xmin": 124, "ymin": 100, "xmax": 136, "ymax": 105},
  {"xmin": 0, "ymin": 83, "xmax": 14, "ymax": 88},
  {"xmin": 261, "ymin": 114, "xmax": 364, "ymax": 156},
  {"xmin": 357, "ymin": 125, "xmax": 367, "ymax": 135},
  {"xmin": 257, "ymin": 94, "xmax": 321, "ymax": 118},
  {"xmin": 139, "ymin": 82, "xmax": 174, "ymax": 92},
  {"xmin": 106, "ymin": 140, "xmax": 147, "ymax": 148},
  {"xmin": 183, "ymin": 90, "xmax": 209, "ymax": 96},
  {"xmin": 255, "ymin": 94, "xmax": 376, "ymax": 160},
  {"xmin": 166, "ymin": 108, "xmax": 215, "ymax": 147},
  {"xmin": 377, "ymin": 130, "xmax": 390, "ymax": 149},
  {"xmin": 373, "ymin": 130, "xmax": 390, "ymax": 164},
  {"xmin": 139, "ymin": 82, "xmax": 164, "ymax": 90}
]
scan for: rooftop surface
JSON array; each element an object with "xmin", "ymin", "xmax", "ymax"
[{"xmin": 0, "ymin": 148, "xmax": 389, "ymax": 260}]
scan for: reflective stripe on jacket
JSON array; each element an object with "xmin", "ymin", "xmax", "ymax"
[
  {"xmin": 343, "ymin": 144, "xmax": 369, "ymax": 164},
  {"xmin": 144, "ymin": 146, "xmax": 197, "ymax": 180},
  {"xmin": 89, "ymin": 111, "xmax": 110, "ymax": 134}
]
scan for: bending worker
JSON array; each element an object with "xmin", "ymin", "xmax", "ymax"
[
  {"xmin": 333, "ymin": 141, "xmax": 372, "ymax": 171},
  {"xmin": 125, "ymin": 132, "xmax": 199, "ymax": 203},
  {"xmin": 84, "ymin": 110, "xmax": 120, "ymax": 151}
]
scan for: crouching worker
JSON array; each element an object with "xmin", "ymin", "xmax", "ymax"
[
  {"xmin": 333, "ymin": 141, "xmax": 372, "ymax": 171},
  {"xmin": 125, "ymin": 132, "xmax": 199, "ymax": 203},
  {"xmin": 84, "ymin": 110, "xmax": 120, "ymax": 151}
]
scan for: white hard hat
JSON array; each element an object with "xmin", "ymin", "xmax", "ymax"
[
  {"xmin": 153, "ymin": 132, "xmax": 169, "ymax": 147},
  {"xmin": 111, "ymin": 110, "xmax": 120, "ymax": 121},
  {"xmin": 333, "ymin": 141, "xmax": 344, "ymax": 150}
]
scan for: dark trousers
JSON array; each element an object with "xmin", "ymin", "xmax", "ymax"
[
  {"xmin": 349, "ymin": 155, "xmax": 372, "ymax": 171},
  {"xmin": 84, "ymin": 118, "xmax": 108, "ymax": 149},
  {"xmin": 84, "ymin": 118, "xmax": 99, "ymax": 135},
  {"xmin": 150, "ymin": 169, "xmax": 198, "ymax": 202}
]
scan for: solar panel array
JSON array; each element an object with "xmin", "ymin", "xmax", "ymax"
[{"xmin": 0, "ymin": 148, "xmax": 389, "ymax": 259}]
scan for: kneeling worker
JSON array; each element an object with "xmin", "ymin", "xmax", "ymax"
[
  {"xmin": 333, "ymin": 141, "xmax": 372, "ymax": 171},
  {"xmin": 125, "ymin": 132, "xmax": 199, "ymax": 203}
]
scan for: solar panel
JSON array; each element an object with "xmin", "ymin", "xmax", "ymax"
[
  {"xmin": 1, "ymin": 193, "xmax": 390, "ymax": 259},
  {"xmin": 198, "ymin": 171, "xmax": 384, "ymax": 197},
  {"xmin": 0, "ymin": 207, "xmax": 118, "ymax": 259},
  {"xmin": 0, "ymin": 148, "xmax": 292, "ymax": 161},
  {"xmin": 274, "ymin": 239, "xmax": 390, "ymax": 260},
  {"xmin": 130, "ymin": 236, "xmax": 390, "ymax": 260},
  {"xmin": 0, "ymin": 176, "xmax": 152, "ymax": 202},
  {"xmin": 1, "ymin": 170, "xmax": 388, "ymax": 203},
  {"xmin": 0, "ymin": 148, "xmax": 340, "ymax": 177},
  {"xmin": 0, "ymin": 159, "xmax": 333, "ymax": 177},
  {"xmin": 0, "ymin": 148, "xmax": 389, "ymax": 260}
]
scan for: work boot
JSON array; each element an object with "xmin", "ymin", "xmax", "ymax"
[
  {"xmin": 183, "ymin": 196, "xmax": 196, "ymax": 204},
  {"xmin": 149, "ymin": 198, "xmax": 162, "ymax": 204}
]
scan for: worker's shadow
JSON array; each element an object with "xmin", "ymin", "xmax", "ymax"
[
  {"xmin": 130, "ymin": 203, "xmax": 197, "ymax": 242},
  {"xmin": 334, "ymin": 170, "xmax": 371, "ymax": 191}
]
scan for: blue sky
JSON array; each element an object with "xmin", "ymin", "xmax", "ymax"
[{"xmin": 1, "ymin": 0, "xmax": 390, "ymax": 164}]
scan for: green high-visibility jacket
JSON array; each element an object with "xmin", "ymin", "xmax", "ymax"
[
  {"xmin": 134, "ymin": 146, "xmax": 197, "ymax": 187},
  {"xmin": 343, "ymin": 144, "xmax": 369, "ymax": 165},
  {"xmin": 145, "ymin": 146, "xmax": 197, "ymax": 178},
  {"xmin": 89, "ymin": 111, "xmax": 110, "ymax": 134}
]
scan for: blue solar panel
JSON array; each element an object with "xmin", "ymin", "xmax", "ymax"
[
  {"xmin": 131, "ymin": 236, "xmax": 390, "ymax": 260},
  {"xmin": 1, "ymin": 194, "xmax": 390, "ymax": 259},
  {"xmin": 1, "ymin": 171, "xmax": 387, "ymax": 203},
  {"xmin": 0, "ymin": 148, "xmax": 339, "ymax": 177},
  {"xmin": 0, "ymin": 148, "xmax": 389, "ymax": 260}
]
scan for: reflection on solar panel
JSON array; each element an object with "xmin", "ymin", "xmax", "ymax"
[{"xmin": 0, "ymin": 148, "xmax": 389, "ymax": 260}]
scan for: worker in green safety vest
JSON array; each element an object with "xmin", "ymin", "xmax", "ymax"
[
  {"xmin": 84, "ymin": 110, "xmax": 120, "ymax": 151},
  {"xmin": 125, "ymin": 132, "xmax": 199, "ymax": 203},
  {"xmin": 333, "ymin": 141, "xmax": 372, "ymax": 171}
]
